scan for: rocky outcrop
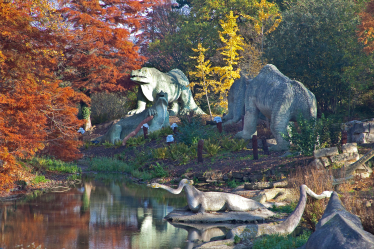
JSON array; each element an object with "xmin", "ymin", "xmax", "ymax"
[
  {"xmin": 235, "ymin": 64, "xmax": 317, "ymax": 151},
  {"xmin": 299, "ymin": 192, "xmax": 374, "ymax": 249},
  {"xmin": 309, "ymin": 143, "xmax": 372, "ymax": 178},
  {"xmin": 344, "ymin": 119, "xmax": 374, "ymax": 144}
]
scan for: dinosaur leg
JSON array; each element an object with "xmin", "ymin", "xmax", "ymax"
[
  {"xmin": 128, "ymin": 88, "xmax": 147, "ymax": 115},
  {"xmin": 235, "ymin": 99, "xmax": 258, "ymax": 140},
  {"xmin": 269, "ymin": 107, "xmax": 290, "ymax": 151},
  {"xmin": 180, "ymin": 88, "xmax": 206, "ymax": 115},
  {"xmin": 169, "ymin": 101, "xmax": 180, "ymax": 116}
]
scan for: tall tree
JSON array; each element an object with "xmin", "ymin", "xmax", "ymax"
[
  {"xmin": 58, "ymin": 0, "xmax": 155, "ymax": 129},
  {"xmin": 189, "ymin": 43, "xmax": 220, "ymax": 120},
  {"xmin": 214, "ymin": 11, "xmax": 244, "ymax": 109},
  {"xmin": 265, "ymin": 0, "xmax": 372, "ymax": 115},
  {"xmin": 0, "ymin": 0, "xmax": 86, "ymax": 189}
]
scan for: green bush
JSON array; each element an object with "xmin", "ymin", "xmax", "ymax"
[
  {"xmin": 282, "ymin": 114, "xmax": 342, "ymax": 156},
  {"xmin": 152, "ymin": 147, "xmax": 168, "ymax": 160},
  {"xmin": 32, "ymin": 175, "xmax": 49, "ymax": 184},
  {"xmin": 152, "ymin": 162, "xmax": 169, "ymax": 178},
  {"xmin": 177, "ymin": 114, "xmax": 214, "ymax": 146},
  {"xmin": 204, "ymin": 139, "xmax": 221, "ymax": 156}
]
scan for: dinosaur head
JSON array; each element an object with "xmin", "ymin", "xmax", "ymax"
[
  {"xmin": 130, "ymin": 67, "xmax": 155, "ymax": 85},
  {"xmin": 147, "ymin": 182, "xmax": 162, "ymax": 188}
]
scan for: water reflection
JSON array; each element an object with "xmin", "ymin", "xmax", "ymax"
[{"xmin": 0, "ymin": 179, "xmax": 190, "ymax": 249}]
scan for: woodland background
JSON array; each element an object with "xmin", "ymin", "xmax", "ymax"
[{"xmin": 1, "ymin": 0, "xmax": 374, "ymax": 189}]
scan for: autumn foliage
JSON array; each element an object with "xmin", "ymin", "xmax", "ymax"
[
  {"xmin": 58, "ymin": 0, "xmax": 155, "ymax": 94},
  {"xmin": 0, "ymin": 1, "xmax": 86, "ymax": 189},
  {"xmin": 358, "ymin": 0, "xmax": 374, "ymax": 54}
]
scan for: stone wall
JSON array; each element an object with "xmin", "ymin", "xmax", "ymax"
[{"xmin": 344, "ymin": 119, "xmax": 374, "ymax": 144}]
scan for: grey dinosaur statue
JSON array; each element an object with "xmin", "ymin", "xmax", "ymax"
[
  {"xmin": 300, "ymin": 192, "xmax": 374, "ymax": 249},
  {"xmin": 226, "ymin": 185, "xmax": 332, "ymax": 240},
  {"xmin": 148, "ymin": 179, "xmax": 266, "ymax": 213},
  {"xmin": 222, "ymin": 72, "xmax": 248, "ymax": 126},
  {"xmin": 129, "ymin": 67, "xmax": 205, "ymax": 116},
  {"xmin": 235, "ymin": 64, "xmax": 317, "ymax": 151},
  {"xmin": 96, "ymin": 91, "xmax": 170, "ymax": 144}
]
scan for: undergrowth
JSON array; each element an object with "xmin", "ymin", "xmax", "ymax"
[
  {"xmin": 252, "ymin": 230, "xmax": 311, "ymax": 249},
  {"xmin": 28, "ymin": 157, "xmax": 81, "ymax": 174}
]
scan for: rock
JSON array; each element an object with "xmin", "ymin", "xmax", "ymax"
[
  {"xmin": 310, "ymin": 158, "xmax": 324, "ymax": 169},
  {"xmin": 320, "ymin": 157, "xmax": 330, "ymax": 167},
  {"xmin": 330, "ymin": 153, "xmax": 359, "ymax": 165},
  {"xmin": 300, "ymin": 192, "xmax": 374, "ymax": 249},
  {"xmin": 342, "ymin": 143, "xmax": 358, "ymax": 154},
  {"xmin": 164, "ymin": 209, "xmax": 276, "ymax": 223},
  {"xmin": 244, "ymin": 182, "xmax": 272, "ymax": 190},
  {"xmin": 314, "ymin": 147, "xmax": 339, "ymax": 158}
]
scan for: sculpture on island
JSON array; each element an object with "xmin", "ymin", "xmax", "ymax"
[
  {"xmin": 96, "ymin": 91, "xmax": 170, "ymax": 144},
  {"xmin": 235, "ymin": 64, "xmax": 317, "ymax": 151},
  {"xmin": 128, "ymin": 67, "xmax": 205, "ymax": 116},
  {"xmin": 148, "ymin": 179, "xmax": 266, "ymax": 213},
  {"xmin": 300, "ymin": 192, "xmax": 374, "ymax": 249},
  {"xmin": 226, "ymin": 185, "xmax": 332, "ymax": 240}
]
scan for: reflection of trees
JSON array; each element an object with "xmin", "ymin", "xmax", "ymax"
[
  {"xmin": 0, "ymin": 186, "xmax": 90, "ymax": 248},
  {"xmin": 1, "ymin": 180, "xmax": 189, "ymax": 249}
]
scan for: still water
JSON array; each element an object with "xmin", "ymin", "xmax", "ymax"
[{"xmin": 0, "ymin": 178, "xmax": 228, "ymax": 249}]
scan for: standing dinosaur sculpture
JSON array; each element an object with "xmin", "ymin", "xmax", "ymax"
[
  {"xmin": 129, "ymin": 67, "xmax": 205, "ymax": 116},
  {"xmin": 235, "ymin": 64, "xmax": 317, "ymax": 151},
  {"xmin": 148, "ymin": 179, "xmax": 266, "ymax": 213}
]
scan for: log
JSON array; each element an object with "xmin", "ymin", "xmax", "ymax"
[{"xmin": 122, "ymin": 116, "xmax": 154, "ymax": 146}]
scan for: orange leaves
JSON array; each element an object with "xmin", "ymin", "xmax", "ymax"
[
  {"xmin": 58, "ymin": 0, "xmax": 157, "ymax": 93},
  {"xmin": 358, "ymin": 1, "xmax": 374, "ymax": 54},
  {"xmin": 0, "ymin": 0, "xmax": 85, "ymax": 189}
]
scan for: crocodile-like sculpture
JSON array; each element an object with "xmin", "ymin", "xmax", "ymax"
[
  {"xmin": 235, "ymin": 64, "xmax": 317, "ymax": 151},
  {"xmin": 148, "ymin": 179, "xmax": 266, "ymax": 213},
  {"xmin": 129, "ymin": 67, "xmax": 205, "ymax": 116},
  {"xmin": 96, "ymin": 91, "xmax": 170, "ymax": 144}
]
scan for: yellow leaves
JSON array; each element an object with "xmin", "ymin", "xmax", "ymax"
[
  {"xmin": 242, "ymin": 0, "xmax": 282, "ymax": 36},
  {"xmin": 213, "ymin": 11, "xmax": 244, "ymax": 109}
]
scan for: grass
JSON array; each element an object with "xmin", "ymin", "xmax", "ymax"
[
  {"xmin": 270, "ymin": 202, "xmax": 297, "ymax": 214},
  {"xmin": 252, "ymin": 230, "xmax": 311, "ymax": 249},
  {"xmin": 28, "ymin": 157, "xmax": 81, "ymax": 174},
  {"xmin": 32, "ymin": 175, "xmax": 49, "ymax": 184},
  {"xmin": 87, "ymin": 157, "xmax": 165, "ymax": 180}
]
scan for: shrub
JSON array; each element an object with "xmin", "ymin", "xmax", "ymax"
[
  {"xmin": 204, "ymin": 139, "xmax": 221, "ymax": 156},
  {"xmin": 177, "ymin": 114, "xmax": 215, "ymax": 146},
  {"xmin": 32, "ymin": 175, "xmax": 49, "ymax": 184},
  {"xmin": 283, "ymin": 113, "xmax": 342, "ymax": 156},
  {"xmin": 152, "ymin": 147, "xmax": 168, "ymax": 160}
]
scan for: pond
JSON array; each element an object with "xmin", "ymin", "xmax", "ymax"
[{"xmin": 0, "ymin": 178, "xmax": 234, "ymax": 249}]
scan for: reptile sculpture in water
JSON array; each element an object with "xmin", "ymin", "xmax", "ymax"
[{"xmin": 148, "ymin": 179, "xmax": 266, "ymax": 213}]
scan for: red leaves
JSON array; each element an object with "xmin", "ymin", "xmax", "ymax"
[{"xmin": 58, "ymin": 0, "xmax": 158, "ymax": 94}]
